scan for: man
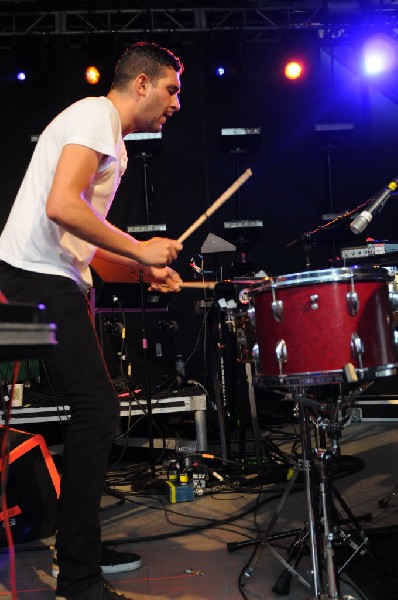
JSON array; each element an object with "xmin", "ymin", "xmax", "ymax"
[{"xmin": 0, "ymin": 42, "xmax": 184, "ymax": 600}]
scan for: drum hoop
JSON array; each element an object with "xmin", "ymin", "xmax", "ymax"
[
  {"xmin": 254, "ymin": 363, "xmax": 398, "ymax": 387},
  {"xmin": 250, "ymin": 266, "xmax": 393, "ymax": 294}
]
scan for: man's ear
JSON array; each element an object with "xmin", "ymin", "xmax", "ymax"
[{"xmin": 135, "ymin": 73, "xmax": 150, "ymax": 97}]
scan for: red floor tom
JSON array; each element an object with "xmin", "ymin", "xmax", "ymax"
[{"xmin": 250, "ymin": 266, "xmax": 397, "ymax": 387}]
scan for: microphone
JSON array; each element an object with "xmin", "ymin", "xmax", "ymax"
[{"xmin": 350, "ymin": 177, "xmax": 398, "ymax": 234}]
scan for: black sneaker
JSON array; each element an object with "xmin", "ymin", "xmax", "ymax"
[
  {"xmin": 55, "ymin": 577, "xmax": 129, "ymax": 599},
  {"xmin": 100, "ymin": 546, "xmax": 142, "ymax": 574},
  {"xmin": 52, "ymin": 546, "xmax": 142, "ymax": 577}
]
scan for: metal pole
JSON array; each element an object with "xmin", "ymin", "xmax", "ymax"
[
  {"xmin": 299, "ymin": 401, "xmax": 323, "ymax": 597},
  {"xmin": 139, "ymin": 270, "xmax": 156, "ymax": 478}
]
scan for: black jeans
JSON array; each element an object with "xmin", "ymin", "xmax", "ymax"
[{"xmin": 0, "ymin": 262, "xmax": 120, "ymax": 596}]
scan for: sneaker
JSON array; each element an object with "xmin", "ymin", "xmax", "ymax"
[
  {"xmin": 100, "ymin": 546, "xmax": 142, "ymax": 574},
  {"xmin": 55, "ymin": 577, "xmax": 129, "ymax": 599},
  {"xmin": 52, "ymin": 546, "xmax": 142, "ymax": 578}
]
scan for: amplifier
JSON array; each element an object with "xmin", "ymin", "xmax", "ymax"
[{"xmin": 341, "ymin": 242, "xmax": 398, "ymax": 260}]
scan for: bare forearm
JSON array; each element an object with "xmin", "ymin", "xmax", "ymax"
[
  {"xmin": 94, "ymin": 247, "xmax": 151, "ymax": 275},
  {"xmin": 46, "ymin": 145, "xmax": 182, "ymax": 267},
  {"xmin": 50, "ymin": 196, "xmax": 181, "ymax": 268},
  {"xmin": 49, "ymin": 197, "xmax": 141, "ymax": 261}
]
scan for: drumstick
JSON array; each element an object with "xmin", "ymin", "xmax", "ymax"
[
  {"xmin": 179, "ymin": 281, "xmax": 217, "ymax": 290},
  {"xmin": 178, "ymin": 168, "xmax": 253, "ymax": 243}
]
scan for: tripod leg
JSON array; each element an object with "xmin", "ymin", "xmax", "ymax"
[
  {"xmin": 241, "ymin": 462, "xmax": 301, "ymax": 586},
  {"xmin": 272, "ymin": 526, "xmax": 309, "ymax": 595}
]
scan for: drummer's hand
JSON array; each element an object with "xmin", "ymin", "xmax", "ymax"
[
  {"xmin": 148, "ymin": 267, "xmax": 182, "ymax": 293},
  {"xmin": 134, "ymin": 237, "xmax": 182, "ymax": 267}
]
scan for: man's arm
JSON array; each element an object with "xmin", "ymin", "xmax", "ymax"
[
  {"xmin": 92, "ymin": 247, "xmax": 182, "ymax": 291},
  {"xmin": 46, "ymin": 144, "xmax": 182, "ymax": 266}
]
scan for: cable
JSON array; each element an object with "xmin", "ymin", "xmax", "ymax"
[
  {"xmin": 101, "ymin": 485, "xmax": 284, "ymax": 546},
  {"xmin": 39, "ymin": 358, "xmax": 70, "ymax": 431},
  {"xmin": 111, "ymin": 393, "xmax": 169, "ymax": 468},
  {"xmin": 108, "ymin": 295, "xmax": 127, "ymax": 378}
]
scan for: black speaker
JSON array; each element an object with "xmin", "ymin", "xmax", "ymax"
[{"xmin": 0, "ymin": 427, "xmax": 60, "ymax": 546}]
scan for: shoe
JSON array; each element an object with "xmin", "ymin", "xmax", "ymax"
[
  {"xmin": 55, "ymin": 577, "xmax": 129, "ymax": 599},
  {"xmin": 52, "ymin": 546, "xmax": 142, "ymax": 578},
  {"xmin": 100, "ymin": 546, "xmax": 142, "ymax": 574}
]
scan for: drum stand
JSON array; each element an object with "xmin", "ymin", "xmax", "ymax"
[{"xmin": 237, "ymin": 387, "xmax": 368, "ymax": 599}]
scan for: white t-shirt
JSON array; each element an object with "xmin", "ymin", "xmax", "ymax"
[{"xmin": 0, "ymin": 96, "xmax": 128, "ymax": 292}]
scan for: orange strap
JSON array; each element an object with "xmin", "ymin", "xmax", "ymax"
[{"xmin": 0, "ymin": 429, "xmax": 60, "ymax": 498}]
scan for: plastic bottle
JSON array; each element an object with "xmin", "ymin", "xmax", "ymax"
[{"xmin": 167, "ymin": 460, "xmax": 180, "ymax": 482}]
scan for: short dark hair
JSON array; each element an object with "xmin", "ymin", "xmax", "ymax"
[{"xmin": 112, "ymin": 41, "xmax": 183, "ymax": 90}]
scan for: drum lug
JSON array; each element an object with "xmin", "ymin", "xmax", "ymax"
[
  {"xmin": 390, "ymin": 292, "xmax": 398, "ymax": 313},
  {"xmin": 310, "ymin": 294, "xmax": 319, "ymax": 310},
  {"xmin": 275, "ymin": 339, "xmax": 288, "ymax": 375},
  {"xmin": 252, "ymin": 343, "xmax": 259, "ymax": 363},
  {"xmin": 394, "ymin": 330, "xmax": 398, "ymax": 349},
  {"xmin": 346, "ymin": 291, "xmax": 359, "ymax": 316},
  {"xmin": 351, "ymin": 332, "xmax": 364, "ymax": 368},
  {"xmin": 272, "ymin": 300, "xmax": 283, "ymax": 322},
  {"xmin": 248, "ymin": 306, "xmax": 256, "ymax": 325}
]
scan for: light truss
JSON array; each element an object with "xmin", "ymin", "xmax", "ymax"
[{"xmin": 0, "ymin": 4, "xmax": 397, "ymax": 43}]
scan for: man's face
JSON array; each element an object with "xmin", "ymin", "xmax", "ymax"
[{"xmin": 138, "ymin": 67, "xmax": 181, "ymax": 133}]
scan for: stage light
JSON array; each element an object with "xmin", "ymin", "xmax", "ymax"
[
  {"xmin": 85, "ymin": 66, "xmax": 100, "ymax": 85},
  {"xmin": 284, "ymin": 61, "xmax": 303, "ymax": 80},
  {"xmin": 16, "ymin": 71, "xmax": 26, "ymax": 82},
  {"xmin": 362, "ymin": 34, "xmax": 398, "ymax": 76},
  {"xmin": 216, "ymin": 66, "xmax": 225, "ymax": 77}
]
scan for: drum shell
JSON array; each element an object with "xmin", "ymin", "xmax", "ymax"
[{"xmin": 251, "ymin": 269, "xmax": 396, "ymax": 383}]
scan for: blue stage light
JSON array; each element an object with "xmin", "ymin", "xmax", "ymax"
[{"xmin": 362, "ymin": 34, "xmax": 397, "ymax": 76}]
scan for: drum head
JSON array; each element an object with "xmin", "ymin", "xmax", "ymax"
[{"xmin": 250, "ymin": 266, "xmax": 393, "ymax": 297}]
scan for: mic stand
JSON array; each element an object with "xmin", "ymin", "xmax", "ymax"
[
  {"xmin": 135, "ymin": 151, "xmax": 153, "ymax": 225},
  {"xmin": 139, "ymin": 270, "xmax": 156, "ymax": 479},
  {"xmin": 230, "ymin": 146, "xmax": 247, "ymax": 220},
  {"xmin": 285, "ymin": 232, "xmax": 314, "ymax": 271},
  {"xmin": 286, "ymin": 206, "xmax": 362, "ymax": 270},
  {"xmin": 303, "ymin": 233, "xmax": 312, "ymax": 271}
]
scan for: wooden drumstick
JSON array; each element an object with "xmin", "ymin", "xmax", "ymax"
[
  {"xmin": 178, "ymin": 168, "xmax": 253, "ymax": 243},
  {"xmin": 178, "ymin": 281, "xmax": 217, "ymax": 290}
]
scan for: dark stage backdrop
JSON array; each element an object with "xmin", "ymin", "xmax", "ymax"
[{"xmin": 1, "ymin": 36, "xmax": 398, "ymax": 384}]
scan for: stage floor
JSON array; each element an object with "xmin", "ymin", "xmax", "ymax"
[{"xmin": 1, "ymin": 421, "xmax": 398, "ymax": 599}]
